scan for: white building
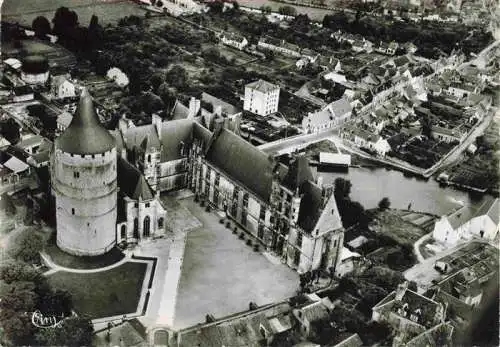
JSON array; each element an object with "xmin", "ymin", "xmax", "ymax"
[
  {"xmin": 221, "ymin": 32, "xmax": 248, "ymax": 51},
  {"xmin": 51, "ymin": 88, "xmax": 118, "ymax": 256},
  {"xmin": 244, "ymin": 79, "xmax": 280, "ymax": 117},
  {"xmin": 51, "ymin": 75, "xmax": 76, "ymax": 99},
  {"xmin": 302, "ymin": 98, "xmax": 352, "ymax": 134},
  {"xmin": 433, "ymin": 198, "xmax": 499, "ymax": 246},
  {"xmin": 152, "ymin": 0, "xmax": 203, "ymax": 16}
]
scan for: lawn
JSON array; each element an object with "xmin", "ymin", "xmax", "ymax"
[
  {"xmin": 372, "ymin": 209, "xmax": 429, "ymax": 245},
  {"xmin": 47, "ymin": 262, "xmax": 148, "ymax": 319},
  {"xmin": 2, "ymin": 0, "xmax": 142, "ymax": 26}
]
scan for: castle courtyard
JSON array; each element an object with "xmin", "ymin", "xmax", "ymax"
[{"xmin": 173, "ymin": 197, "xmax": 299, "ymax": 329}]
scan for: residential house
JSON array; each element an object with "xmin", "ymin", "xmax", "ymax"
[
  {"xmin": 244, "ymin": 79, "xmax": 280, "ymax": 117},
  {"xmin": 12, "ymin": 85, "xmax": 34, "ymax": 102},
  {"xmin": 153, "ymin": 0, "xmax": 203, "ymax": 16},
  {"xmin": 387, "ymin": 41, "xmax": 399, "ymax": 55},
  {"xmin": 15, "ymin": 134, "xmax": 45, "ymax": 155},
  {"xmin": 221, "ymin": 32, "xmax": 248, "ymax": 51},
  {"xmin": 175, "ymin": 302, "xmax": 293, "ymax": 347},
  {"xmin": 302, "ymin": 98, "xmax": 352, "ymax": 134},
  {"xmin": 51, "ymin": 75, "xmax": 77, "ymax": 99},
  {"xmin": 432, "ymin": 197, "xmax": 499, "ymax": 246},
  {"xmin": 57, "ymin": 112, "xmax": 73, "ymax": 132},
  {"xmin": 372, "ymin": 282, "xmax": 447, "ymax": 346},
  {"xmin": 292, "ymin": 294, "xmax": 333, "ymax": 338},
  {"xmin": 301, "ymin": 49, "xmax": 320, "ymax": 64},
  {"xmin": 336, "ymin": 247, "xmax": 363, "ymax": 278},
  {"xmin": 431, "ymin": 125, "xmax": 466, "ymax": 144},
  {"xmin": 0, "ymin": 150, "xmax": 32, "ymax": 188},
  {"xmin": 258, "ymin": 36, "xmax": 302, "ymax": 58},
  {"xmin": 317, "ymin": 56, "xmax": 341, "ymax": 72},
  {"xmin": 352, "ymin": 39, "xmax": 373, "ymax": 53},
  {"xmin": 446, "ymin": 82, "xmax": 479, "ymax": 99}
]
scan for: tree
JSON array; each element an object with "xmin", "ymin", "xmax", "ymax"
[
  {"xmin": 157, "ymin": 83, "xmax": 177, "ymax": 111},
  {"xmin": 279, "ymin": 5, "xmax": 297, "ymax": 16},
  {"xmin": 32, "ymin": 16, "xmax": 51, "ymax": 39},
  {"xmin": 165, "ymin": 65, "xmax": 188, "ymax": 90},
  {"xmin": 149, "ymin": 72, "xmax": 165, "ymax": 93},
  {"xmin": 35, "ymin": 316, "xmax": 94, "ymax": 347},
  {"xmin": 0, "ymin": 118, "xmax": 21, "ymax": 144},
  {"xmin": 378, "ymin": 197, "xmax": 391, "ymax": 211},
  {"xmin": 0, "ymin": 260, "xmax": 44, "ymax": 285},
  {"xmin": 334, "ymin": 178, "xmax": 352, "ymax": 200},
  {"xmin": 88, "ymin": 15, "xmax": 104, "ymax": 50},
  {"xmin": 8, "ymin": 230, "xmax": 44, "ymax": 264},
  {"xmin": 52, "ymin": 7, "xmax": 78, "ymax": 38}
]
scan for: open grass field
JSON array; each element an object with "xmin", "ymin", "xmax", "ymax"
[
  {"xmin": 2, "ymin": 0, "xmax": 143, "ymax": 26},
  {"xmin": 372, "ymin": 209, "xmax": 430, "ymax": 246},
  {"xmin": 47, "ymin": 261, "xmax": 147, "ymax": 319}
]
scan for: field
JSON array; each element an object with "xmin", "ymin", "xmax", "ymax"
[
  {"xmin": 1, "ymin": 0, "xmax": 142, "ymax": 26},
  {"xmin": 47, "ymin": 261, "xmax": 148, "ymax": 319}
]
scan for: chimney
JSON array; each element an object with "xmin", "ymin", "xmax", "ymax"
[
  {"xmin": 118, "ymin": 114, "xmax": 129, "ymax": 133},
  {"xmin": 188, "ymin": 97, "xmax": 200, "ymax": 118},
  {"xmin": 395, "ymin": 282, "xmax": 408, "ymax": 301},
  {"xmin": 152, "ymin": 113, "xmax": 162, "ymax": 137},
  {"xmin": 214, "ymin": 105, "xmax": 222, "ymax": 116}
]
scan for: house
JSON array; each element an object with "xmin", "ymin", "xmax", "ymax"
[
  {"xmin": 221, "ymin": 32, "xmax": 248, "ymax": 50},
  {"xmin": 387, "ymin": 41, "xmax": 399, "ymax": 55},
  {"xmin": 351, "ymin": 39, "xmax": 373, "ymax": 53},
  {"xmin": 12, "ymin": 85, "xmax": 34, "ymax": 102},
  {"xmin": 323, "ymin": 71, "xmax": 347, "ymax": 84},
  {"xmin": 317, "ymin": 56, "xmax": 341, "ymax": 72},
  {"xmin": 373, "ymin": 137, "xmax": 392, "ymax": 156},
  {"xmin": 292, "ymin": 293, "xmax": 333, "ymax": 338},
  {"xmin": 372, "ymin": 282, "xmax": 447, "ymax": 346},
  {"xmin": 335, "ymin": 247, "xmax": 362, "ymax": 277},
  {"xmin": 258, "ymin": 36, "xmax": 301, "ymax": 58},
  {"xmin": 0, "ymin": 151, "xmax": 32, "ymax": 188},
  {"xmin": 296, "ymin": 58, "xmax": 309, "ymax": 70},
  {"xmin": 51, "ymin": 75, "xmax": 76, "ymax": 99},
  {"xmin": 347, "ymin": 235, "xmax": 368, "ymax": 249},
  {"xmin": 432, "ymin": 197, "xmax": 499, "ymax": 246},
  {"xmin": 302, "ymin": 98, "xmax": 352, "ymax": 134},
  {"xmin": 301, "ymin": 49, "xmax": 319, "ymax": 64},
  {"xmin": 57, "ymin": 112, "xmax": 73, "ymax": 132},
  {"xmin": 431, "ymin": 125, "xmax": 466, "ymax": 143},
  {"xmin": 447, "ymin": 83, "xmax": 478, "ymax": 98},
  {"xmin": 152, "ymin": 0, "xmax": 203, "ymax": 16},
  {"xmin": 15, "ymin": 134, "xmax": 45, "ymax": 155},
  {"xmin": 244, "ymin": 79, "xmax": 280, "ymax": 117},
  {"xmin": 176, "ymin": 302, "xmax": 293, "ymax": 347}
]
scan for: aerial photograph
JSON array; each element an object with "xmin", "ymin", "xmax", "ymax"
[{"xmin": 0, "ymin": 0, "xmax": 498, "ymax": 346}]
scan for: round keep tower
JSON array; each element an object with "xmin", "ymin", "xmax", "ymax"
[{"xmin": 51, "ymin": 88, "xmax": 117, "ymax": 256}]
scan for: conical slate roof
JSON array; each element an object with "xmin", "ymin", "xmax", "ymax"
[{"xmin": 56, "ymin": 88, "xmax": 115, "ymax": 154}]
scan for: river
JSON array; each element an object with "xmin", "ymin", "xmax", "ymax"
[{"xmin": 317, "ymin": 167, "xmax": 488, "ymax": 216}]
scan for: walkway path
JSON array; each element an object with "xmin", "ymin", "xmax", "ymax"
[
  {"xmin": 413, "ymin": 232, "xmax": 432, "ymax": 263},
  {"xmin": 155, "ymin": 231, "xmax": 187, "ymax": 327},
  {"xmin": 40, "ymin": 251, "xmax": 129, "ymax": 275}
]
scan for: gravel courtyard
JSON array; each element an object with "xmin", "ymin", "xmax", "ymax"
[{"xmin": 174, "ymin": 197, "xmax": 299, "ymax": 329}]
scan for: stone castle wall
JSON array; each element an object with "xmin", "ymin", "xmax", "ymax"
[{"xmin": 52, "ymin": 148, "xmax": 117, "ymax": 256}]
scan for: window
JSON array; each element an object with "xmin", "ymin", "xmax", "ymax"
[
  {"xmin": 71, "ymin": 208, "xmax": 75, "ymax": 215},
  {"xmin": 214, "ymin": 173, "xmax": 220, "ymax": 187},
  {"xmin": 145, "ymin": 203, "xmax": 150, "ymax": 208},
  {"xmin": 259, "ymin": 206, "xmax": 266, "ymax": 220},
  {"xmin": 147, "ymin": 154, "xmax": 151, "ymax": 163},
  {"xmin": 297, "ymin": 232, "xmax": 303, "ymax": 247},
  {"xmin": 241, "ymin": 210, "xmax": 247, "ymax": 225},
  {"xmin": 73, "ymin": 171, "xmax": 79, "ymax": 179},
  {"xmin": 258, "ymin": 224, "xmax": 264, "ymax": 239},
  {"xmin": 158, "ymin": 218, "xmax": 164, "ymax": 228},
  {"xmin": 243, "ymin": 193, "xmax": 249, "ymax": 208},
  {"xmin": 134, "ymin": 202, "xmax": 139, "ymax": 208}
]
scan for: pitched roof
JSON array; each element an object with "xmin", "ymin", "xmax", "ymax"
[
  {"xmin": 171, "ymin": 99, "xmax": 190, "ymax": 120},
  {"xmin": 159, "ymin": 118, "xmax": 197, "ymax": 162},
  {"xmin": 123, "ymin": 124, "xmax": 161, "ymax": 151},
  {"xmin": 300, "ymin": 301, "xmax": 330, "ymax": 323},
  {"xmin": 333, "ymin": 333, "xmax": 363, "ymax": 347},
  {"xmin": 205, "ymin": 128, "xmax": 275, "ymax": 202},
  {"xmin": 246, "ymin": 79, "xmax": 279, "ymax": 93},
  {"xmin": 474, "ymin": 197, "xmax": 499, "ymax": 225},
  {"xmin": 117, "ymin": 157, "xmax": 154, "ymax": 200},
  {"xmin": 201, "ymin": 92, "xmax": 240, "ymax": 116},
  {"xmin": 56, "ymin": 88, "xmax": 115, "ymax": 154},
  {"xmin": 280, "ymin": 155, "xmax": 314, "ymax": 191},
  {"xmin": 329, "ymin": 98, "xmax": 352, "ymax": 116}
]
